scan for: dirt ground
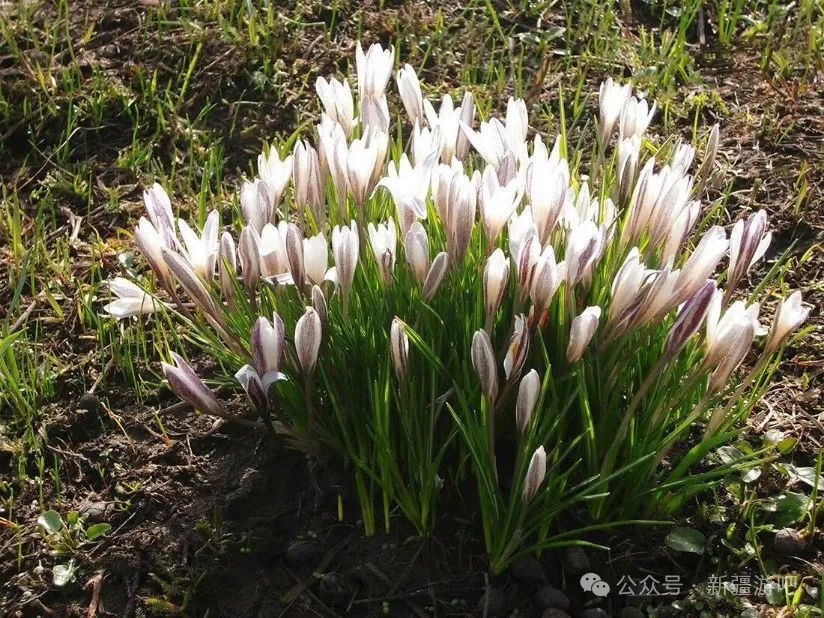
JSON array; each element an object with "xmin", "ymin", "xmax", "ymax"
[{"xmin": 1, "ymin": 0, "xmax": 822, "ymax": 616}]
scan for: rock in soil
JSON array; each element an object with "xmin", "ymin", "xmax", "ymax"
[
  {"xmin": 542, "ymin": 609, "xmax": 571, "ymax": 618},
  {"xmin": 535, "ymin": 585, "xmax": 570, "ymax": 610},
  {"xmin": 564, "ymin": 547, "xmax": 590, "ymax": 574},
  {"xmin": 318, "ymin": 572, "xmax": 352, "ymax": 607},
  {"xmin": 580, "ymin": 608, "xmax": 609, "ymax": 618},
  {"xmin": 512, "ymin": 554, "xmax": 546, "ymax": 583},
  {"xmin": 773, "ymin": 528, "xmax": 808, "ymax": 555},
  {"xmin": 284, "ymin": 537, "xmax": 321, "ymax": 566},
  {"xmin": 477, "ymin": 587, "xmax": 507, "ymax": 616}
]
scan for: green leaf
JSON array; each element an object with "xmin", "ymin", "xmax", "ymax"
[
  {"xmin": 776, "ymin": 437, "xmax": 797, "ymax": 455},
  {"xmin": 763, "ymin": 581, "xmax": 784, "ymax": 605},
  {"xmin": 86, "ymin": 523, "xmax": 112, "ymax": 541},
  {"xmin": 665, "ymin": 527, "xmax": 705, "ymax": 554},
  {"xmin": 37, "ymin": 510, "xmax": 63, "ymax": 535},
  {"xmin": 53, "ymin": 560, "xmax": 76, "ymax": 587},
  {"xmin": 772, "ymin": 492, "xmax": 811, "ymax": 528}
]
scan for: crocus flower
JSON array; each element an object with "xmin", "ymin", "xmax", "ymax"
[
  {"xmin": 696, "ymin": 124, "xmax": 720, "ymax": 184},
  {"xmin": 674, "ymin": 226, "xmax": 729, "ymax": 304},
  {"xmin": 315, "ymin": 76, "xmax": 356, "ymax": 137},
  {"xmin": 162, "ymin": 352, "xmax": 222, "ymax": 416},
  {"xmin": 671, "ymin": 141, "xmax": 695, "ymax": 176},
  {"xmin": 303, "ymin": 232, "xmax": 331, "ymax": 286},
  {"xmin": 235, "ymin": 364, "xmax": 269, "ymax": 418},
  {"xmin": 616, "ymin": 136, "xmax": 641, "ymax": 207},
  {"xmin": 295, "ymin": 307, "xmax": 322, "ymax": 375},
  {"xmin": 178, "ymin": 210, "xmax": 219, "ymax": 280},
  {"xmin": 619, "ymin": 96, "xmax": 656, "ymax": 140},
  {"xmin": 285, "ymin": 224, "xmax": 306, "ymax": 289},
  {"xmin": 765, "ymin": 291, "xmax": 810, "ymax": 354},
  {"xmin": 356, "ymin": 42, "xmax": 394, "ymax": 100},
  {"xmin": 522, "ymin": 446, "xmax": 546, "ymax": 504},
  {"xmin": 461, "ymin": 117, "xmax": 511, "ymax": 170},
  {"xmin": 252, "ymin": 314, "xmax": 285, "ymax": 377},
  {"xmin": 257, "ymin": 147, "xmax": 293, "ymax": 214},
  {"xmin": 515, "ymin": 369, "xmax": 540, "ymax": 437},
  {"xmin": 598, "ymin": 78, "xmax": 632, "ymax": 145},
  {"xmin": 455, "ymin": 91, "xmax": 476, "ymax": 161},
  {"xmin": 376, "ymin": 153, "xmax": 436, "ymax": 235},
  {"xmin": 103, "ymin": 277, "xmax": 160, "ymax": 319},
  {"xmin": 422, "ymin": 252, "xmax": 449, "ymax": 301},
  {"xmin": 727, "ymin": 210, "xmax": 771, "ymax": 296},
  {"xmin": 483, "ymin": 249, "xmax": 509, "ymax": 327},
  {"xmin": 238, "ymin": 226, "xmax": 261, "ymax": 294},
  {"xmin": 404, "ymin": 222, "xmax": 430, "ymax": 284},
  {"xmin": 567, "ymin": 306, "xmax": 601, "ymax": 362},
  {"xmin": 515, "ymin": 233, "xmax": 541, "ymax": 301},
  {"xmin": 143, "ymin": 183, "xmax": 178, "ymax": 250},
  {"xmin": 472, "ymin": 329, "xmax": 499, "ymax": 402},
  {"xmin": 293, "ymin": 140, "xmax": 324, "ymax": 226},
  {"xmin": 479, "ymin": 166, "xmax": 521, "ymax": 245},
  {"xmin": 330, "ymin": 221, "xmax": 359, "ymax": 296},
  {"xmin": 163, "ymin": 247, "xmax": 221, "ymax": 319},
  {"xmin": 412, "ymin": 123, "xmax": 441, "ymax": 168},
  {"xmin": 663, "ymin": 280, "xmax": 717, "ymax": 359},
  {"xmin": 396, "ymin": 64, "xmax": 423, "ymax": 127},
  {"xmin": 367, "ymin": 219, "xmax": 398, "ymax": 284},
  {"xmin": 346, "ymin": 134, "xmax": 380, "ymax": 207},
  {"xmin": 528, "ymin": 158, "xmax": 568, "ymax": 244},
  {"xmin": 390, "ymin": 317, "xmax": 410, "ymax": 379},
  {"xmin": 565, "ymin": 221, "xmax": 605, "ymax": 287},
  {"xmin": 240, "ymin": 179, "xmax": 270, "ymax": 232},
  {"xmin": 135, "ymin": 217, "xmax": 171, "ymax": 282},
  {"xmin": 504, "ymin": 314, "xmax": 530, "ymax": 379},
  {"xmin": 424, "ymin": 94, "xmax": 462, "ymax": 163},
  {"xmin": 312, "ymin": 284, "xmax": 328, "ymax": 325},
  {"xmin": 259, "ymin": 222, "xmax": 290, "ymax": 280},
  {"xmin": 704, "ymin": 292, "xmax": 763, "ymax": 392},
  {"xmin": 218, "ymin": 232, "xmax": 237, "ymax": 304},
  {"xmin": 530, "ymin": 247, "xmax": 566, "ymax": 312}
]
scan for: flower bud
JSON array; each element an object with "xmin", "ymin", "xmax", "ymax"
[
  {"xmin": 522, "ymin": 446, "xmax": 546, "ymax": 504},
  {"xmin": 567, "ymin": 306, "xmax": 602, "ymax": 362},
  {"xmin": 422, "ymin": 252, "xmax": 450, "ymax": 301},
  {"xmin": 252, "ymin": 314, "xmax": 285, "ymax": 376},
  {"xmin": 664, "ymin": 280, "xmax": 716, "ymax": 359},
  {"xmin": 162, "ymin": 352, "xmax": 222, "ymax": 416},
  {"xmin": 765, "ymin": 291, "xmax": 810, "ymax": 354},
  {"xmin": 515, "ymin": 369, "xmax": 540, "ymax": 437},
  {"xmin": 471, "ymin": 329, "xmax": 499, "ymax": 402},
  {"xmin": 390, "ymin": 317, "xmax": 410, "ymax": 380},
  {"xmin": 295, "ymin": 307, "xmax": 322, "ymax": 375},
  {"xmin": 483, "ymin": 249, "xmax": 510, "ymax": 327}
]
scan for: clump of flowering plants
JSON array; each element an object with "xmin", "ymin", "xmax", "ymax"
[{"xmin": 108, "ymin": 44, "xmax": 810, "ymax": 573}]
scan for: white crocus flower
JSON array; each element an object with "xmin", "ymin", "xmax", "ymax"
[
  {"xmin": 565, "ymin": 221, "xmax": 605, "ymax": 287},
  {"xmin": 104, "ymin": 277, "xmax": 160, "ymax": 319},
  {"xmin": 295, "ymin": 307, "xmax": 322, "ymax": 375},
  {"xmin": 367, "ymin": 218, "xmax": 398, "ymax": 283},
  {"xmin": 143, "ymin": 182, "xmax": 178, "ymax": 250},
  {"xmin": 567, "ymin": 306, "xmax": 601, "ymax": 362},
  {"xmin": 376, "ymin": 153, "xmax": 437, "ymax": 235},
  {"xmin": 356, "ymin": 41, "xmax": 394, "ymax": 100},
  {"xmin": 619, "ymin": 96, "xmax": 656, "ymax": 141},
  {"xmin": 424, "ymin": 94, "xmax": 463, "ymax": 163},
  {"xmin": 598, "ymin": 78, "xmax": 632, "ymax": 146},
  {"xmin": 479, "ymin": 166, "xmax": 521, "ymax": 245},
  {"xmin": 315, "ymin": 76, "xmax": 356, "ymax": 137},
  {"xmin": 257, "ymin": 148, "xmax": 293, "ymax": 213},
  {"xmin": 178, "ymin": 210, "xmax": 220, "ymax": 281},
  {"xmin": 483, "ymin": 248, "xmax": 510, "ymax": 327},
  {"xmin": 765, "ymin": 291, "xmax": 810, "ymax": 354},
  {"xmin": 135, "ymin": 217, "xmax": 171, "ymax": 282},
  {"xmin": 404, "ymin": 222, "xmax": 430, "ymax": 284},
  {"xmin": 259, "ymin": 222, "xmax": 290, "ymax": 280},
  {"xmin": 727, "ymin": 210, "xmax": 772, "ymax": 296},
  {"xmin": 396, "ymin": 64, "xmax": 423, "ymax": 127},
  {"xmin": 303, "ymin": 233, "xmax": 332, "ymax": 286},
  {"xmin": 346, "ymin": 134, "xmax": 379, "ymax": 207},
  {"xmin": 330, "ymin": 221, "xmax": 359, "ymax": 295}
]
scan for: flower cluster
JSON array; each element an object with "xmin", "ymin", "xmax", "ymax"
[{"xmin": 109, "ymin": 43, "xmax": 809, "ymax": 572}]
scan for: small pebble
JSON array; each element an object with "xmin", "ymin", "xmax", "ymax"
[
  {"xmin": 318, "ymin": 572, "xmax": 351, "ymax": 607},
  {"xmin": 773, "ymin": 528, "xmax": 808, "ymax": 555},
  {"xmin": 477, "ymin": 587, "xmax": 507, "ymax": 617},
  {"xmin": 580, "ymin": 609, "xmax": 609, "ymax": 618},
  {"xmin": 535, "ymin": 585, "xmax": 570, "ymax": 610},
  {"xmin": 284, "ymin": 537, "xmax": 320, "ymax": 566},
  {"xmin": 564, "ymin": 547, "xmax": 590, "ymax": 574},
  {"xmin": 542, "ymin": 610, "xmax": 571, "ymax": 618},
  {"xmin": 77, "ymin": 392, "xmax": 101, "ymax": 412},
  {"xmin": 511, "ymin": 554, "xmax": 546, "ymax": 583}
]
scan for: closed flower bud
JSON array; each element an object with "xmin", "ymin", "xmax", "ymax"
[
  {"xmin": 252, "ymin": 314, "xmax": 285, "ymax": 376},
  {"xmin": 765, "ymin": 291, "xmax": 810, "ymax": 355},
  {"xmin": 367, "ymin": 219, "xmax": 398, "ymax": 284},
  {"xmin": 515, "ymin": 369, "xmax": 540, "ymax": 437},
  {"xmin": 404, "ymin": 222, "xmax": 430, "ymax": 284},
  {"xmin": 303, "ymin": 233, "xmax": 330, "ymax": 286},
  {"xmin": 483, "ymin": 249, "xmax": 510, "ymax": 327},
  {"xmin": 727, "ymin": 210, "xmax": 771, "ymax": 296},
  {"xmin": 331, "ymin": 220, "xmax": 359, "ymax": 296},
  {"xmin": 312, "ymin": 285, "xmax": 328, "ymax": 325},
  {"xmin": 664, "ymin": 280, "xmax": 716, "ymax": 359},
  {"xmin": 567, "ymin": 306, "xmax": 602, "ymax": 362},
  {"xmin": 522, "ymin": 446, "xmax": 546, "ymax": 504},
  {"xmin": 422, "ymin": 251, "xmax": 449, "ymax": 301},
  {"xmin": 135, "ymin": 217, "xmax": 171, "ymax": 283},
  {"xmin": 162, "ymin": 352, "xmax": 222, "ymax": 417},
  {"xmin": 530, "ymin": 247, "xmax": 565, "ymax": 312},
  {"xmin": 238, "ymin": 226, "xmax": 261, "ymax": 294},
  {"xmin": 504, "ymin": 314, "xmax": 530, "ymax": 379},
  {"xmin": 390, "ymin": 317, "xmax": 410, "ymax": 379},
  {"xmin": 565, "ymin": 221, "xmax": 604, "ymax": 287},
  {"xmin": 162, "ymin": 248, "xmax": 221, "ymax": 320},
  {"xmin": 295, "ymin": 307, "xmax": 322, "ymax": 375},
  {"xmin": 472, "ymin": 329, "xmax": 499, "ymax": 402},
  {"xmin": 218, "ymin": 232, "xmax": 237, "ymax": 304},
  {"xmin": 286, "ymin": 224, "xmax": 306, "ymax": 289},
  {"xmin": 396, "ymin": 64, "xmax": 423, "ymax": 126},
  {"xmin": 598, "ymin": 78, "xmax": 632, "ymax": 146},
  {"xmin": 674, "ymin": 226, "xmax": 728, "ymax": 304}
]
